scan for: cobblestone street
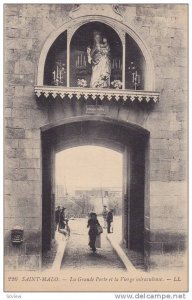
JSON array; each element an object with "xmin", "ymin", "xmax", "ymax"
[{"xmin": 60, "ymin": 218, "xmax": 126, "ymax": 271}]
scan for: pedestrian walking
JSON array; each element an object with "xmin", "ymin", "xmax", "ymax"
[
  {"xmin": 55, "ymin": 206, "xmax": 61, "ymax": 231},
  {"xmin": 87, "ymin": 212, "xmax": 102, "ymax": 252},
  {"xmin": 102, "ymin": 205, "xmax": 108, "ymax": 229},
  {"xmin": 59, "ymin": 207, "xmax": 66, "ymax": 230},
  {"xmin": 106, "ymin": 209, "xmax": 114, "ymax": 233}
]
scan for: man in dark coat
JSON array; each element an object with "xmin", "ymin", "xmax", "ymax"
[
  {"xmin": 59, "ymin": 207, "xmax": 66, "ymax": 229},
  {"xmin": 106, "ymin": 209, "xmax": 113, "ymax": 233},
  {"xmin": 102, "ymin": 205, "xmax": 108, "ymax": 228},
  {"xmin": 55, "ymin": 206, "xmax": 61, "ymax": 231}
]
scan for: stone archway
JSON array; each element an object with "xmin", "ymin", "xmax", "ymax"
[{"xmin": 41, "ymin": 116, "xmax": 149, "ymax": 263}]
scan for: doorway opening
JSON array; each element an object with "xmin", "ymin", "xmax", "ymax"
[
  {"xmin": 55, "ymin": 146, "xmax": 123, "ymax": 246},
  {"xmin": 41, "ymin": 116, "xmax": 149, "ymax": 268}
]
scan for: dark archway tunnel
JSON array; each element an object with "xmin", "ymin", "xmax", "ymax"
[{"xmin": 41, "ymin": 116, "xmax": 149, "ymax": 260}]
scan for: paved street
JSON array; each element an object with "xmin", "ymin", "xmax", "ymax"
[{"xmin": 60, "ymin": 217, "xmax": 126, "ymax": 270}]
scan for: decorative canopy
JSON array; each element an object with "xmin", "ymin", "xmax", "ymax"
[{"xmin": 34, "ymin": 86, "xmax": 159, "ymax": 103}]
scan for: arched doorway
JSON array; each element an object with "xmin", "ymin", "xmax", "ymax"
[{"xmin": 41, "ymin": 116, "xmax": 149, "ymax": 263}]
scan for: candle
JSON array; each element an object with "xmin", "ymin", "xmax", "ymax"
[
  {"xmin": 78, "ymin": 55, "xmax": 79, "ymax": 66},
  {"xmin": 52, "ymin": 70, "xmax": 56, "ymax": 81},
  {"xmin": 59, "ymin": 70, "xmax": 61, "ymax": 81},
  {"xmin": 57, "ymin": 66, "xmax": 59, "ymax": 79}
]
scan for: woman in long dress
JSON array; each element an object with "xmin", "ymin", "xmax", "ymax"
[
  {"xmin": 87, "ymin": 32, "xmax": 111, "ymax": 88},
  {"xmin": 87, "ymin": 212, "xmax": 101, "ymax": 252}
]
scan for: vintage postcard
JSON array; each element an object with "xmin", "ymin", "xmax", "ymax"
[{"xmin": 4, "ymin": 3, "xmax": 188, "ymax": 292}]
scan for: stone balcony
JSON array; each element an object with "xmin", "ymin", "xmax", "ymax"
[{"xmin": 34, "ymin": 86, "xmax": 160, "ymax": 103}]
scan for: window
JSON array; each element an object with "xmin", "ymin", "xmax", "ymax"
[
  {"xmin": 44, "ymin": 31, "xmax": 67, "ymax": 86},
  {"xmin": 125, "ymin": 33, "xmax": 145, "ymax": 90}
]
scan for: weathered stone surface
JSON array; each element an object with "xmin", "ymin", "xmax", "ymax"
[
  {"xmin": 5, "ymin": 168, "xmax": 28, "ymax": 181},
  {"xmin": 6, "ymin": 128, "xmax": 25, "ymax": 139},
  {"xmin": 26, "ymin": 168, "xmax": 41, "ymax": 180},
  {"xmin": 4, "ymin": 217, "xmax": 25, "ymax": 230},
  {"xmin": 4, "ymin": 256, "xmax": 18, "ymax": 270},
  {"xmin": 24, "ymin": 217, "xmax": 41, "ymax": 230},
  {"xmin": 15, "ymin": 60, "xmax": 34, "ymax": 75},
  {"xmin": 148, "ymin": 253, "xmax": 185, "ymax": 270},
  {"xmin": 150, "ymin": 181, "xmax": 186, "ymax": 196},
  {"xmin": 19, "ymin": 158, "xmax": 40, "ymax": 169},
  {"xmin": 21, "ymin": 255, "xmax": 41, "ymax": 270},
  {"xmin": 150, "ymin": 217, "xmax": 186, "ymax": 231},
  {"xmin": 18, "ymin": 139, "xmax": 40, "ymax": 149},
  {"xmin": 5, "ymin": 158, "xmax": 20, "ymax": 169}
]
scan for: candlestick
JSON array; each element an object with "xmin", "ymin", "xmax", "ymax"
[
  {"xmin": 52, "ymin": 70, "xmax": 56, "ymax": 81},
  {"xmin": 132, "ymin": 73, "xmax": 135, "ymax": 82}
]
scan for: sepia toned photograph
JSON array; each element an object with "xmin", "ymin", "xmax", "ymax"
[{"xmin": 4, "ymin": 3, "xmax": 188, "ymax": 292}]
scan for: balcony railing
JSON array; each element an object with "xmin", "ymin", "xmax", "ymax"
[{"xmin": 34, "ymin": 86, "xmax": 159, "ymax": 103}]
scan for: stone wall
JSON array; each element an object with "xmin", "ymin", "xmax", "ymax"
[{"xmin": 4, "ymin": 4, "xmax": 188, "ymax": 270}]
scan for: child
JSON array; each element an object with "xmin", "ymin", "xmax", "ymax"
[{"xmin": 100, "ymin": 37, "xmax": 110, "ymax": 55}]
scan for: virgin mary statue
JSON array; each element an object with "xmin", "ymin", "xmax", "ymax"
[{"xmin": 87, "ymin": 31, "xmax": 111, "ymax": 88}]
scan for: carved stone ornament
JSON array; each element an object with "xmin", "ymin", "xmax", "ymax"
[
  {"xmin": 69, "ymin": 4, "xmax": 123, "ymax": 21},
  {"xmin": 34, "ymin": 86, "xmax": 159, "ymax": 103}
]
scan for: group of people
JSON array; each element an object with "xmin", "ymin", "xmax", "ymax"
[
  {"xmin": 55, "ymin": 206, "xmax": 68, "ymax": 232},
  {"xmin": 87, "ymin": 207, "xmax": 114, "ymax": 252},
  {"xmin": 55, "ymin": 205, "xmax": 114, "ymax": 253}
]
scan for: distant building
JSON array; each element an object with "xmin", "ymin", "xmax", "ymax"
[
  {"xmin": 75, "ymin": 186, "xmax": 121, "ymax": 197},
  {"xmin": 55, "ymin": 184, "xmax": 68, "ymax": 207},
  {"xmin": 74, "ymin": 187, "xmax": 122, "ymax": 214}
]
